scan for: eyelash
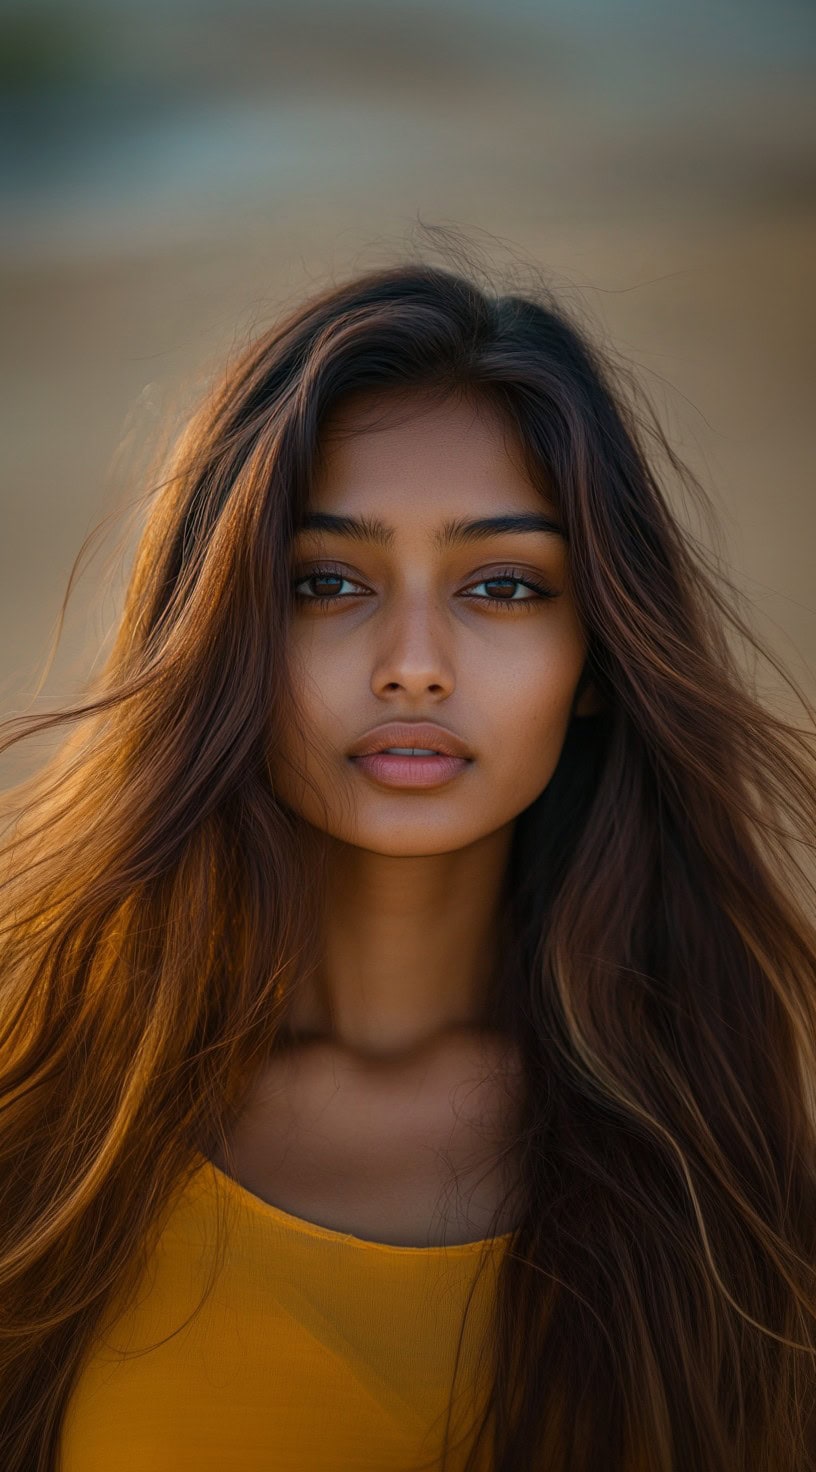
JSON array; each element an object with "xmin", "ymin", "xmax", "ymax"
[{"xmin": 292, "ymin": 564, "xmax": 559, "ymax": 612}]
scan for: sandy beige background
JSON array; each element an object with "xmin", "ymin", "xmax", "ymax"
[{"xmin": 2, "ymin": 2, "xmax": 814, "ymax": 784}]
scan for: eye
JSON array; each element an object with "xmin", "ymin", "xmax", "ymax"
[
  {"xmin": 291, "ymin": 565, "xmax": 560, "ymax": 610},
  {"xmin": 461, "ymin": 570, "xmax": 559, "ymax": 611},
  {"xmin": 292, "ymin": 567, "xmax": 369, "ymax": 604}
]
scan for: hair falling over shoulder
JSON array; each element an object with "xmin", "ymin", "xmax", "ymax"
[{"xmin": 1, "ymin": 231, "xmax": 816, "ymax": 1471}]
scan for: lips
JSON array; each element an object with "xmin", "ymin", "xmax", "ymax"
[{"xmin": 347, "ymin": 721, "xmax": 474, "ymax": 761}]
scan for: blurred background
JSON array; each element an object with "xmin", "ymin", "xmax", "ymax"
[{"xmin": 1, "ymin": 0, "xmax": 814, "ymax": 768}]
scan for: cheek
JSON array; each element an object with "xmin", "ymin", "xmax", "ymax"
[
  {"xmin": 285, "ymin": 633, "xmax": 343, "ymax": 734},
  {"xmin": 477, "ymin": 638, "xmax": 584, "ymax": 800},
  {"xmin": 271, "ymin": 644, "xmax": 359, "ymax": 818}
]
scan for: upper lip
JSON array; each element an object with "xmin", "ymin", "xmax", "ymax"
[{"xmin": 348, "ymin": 721, "xmax": 474, "ymax": 760}]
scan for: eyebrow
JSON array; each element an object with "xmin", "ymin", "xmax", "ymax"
[{"xmin": 295, "ymin": 511, "xmax": 566, "ymax": 549}]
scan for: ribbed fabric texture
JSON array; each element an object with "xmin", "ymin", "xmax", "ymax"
[{"xmin": 59, "ymin": 1154, "xmax": 511, "ymax": 1471}]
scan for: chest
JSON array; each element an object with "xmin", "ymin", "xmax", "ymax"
[{"xmin": 211, "ymin": 1039, "xmax": 524, "ymax": 1247}]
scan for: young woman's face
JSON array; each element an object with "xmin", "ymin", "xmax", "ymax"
[{"xmin": 273, "ymin": 388, "xmax": 596, "ymax": 857}]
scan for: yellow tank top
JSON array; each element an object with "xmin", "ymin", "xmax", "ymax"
[{"xmin": 59, "ymin": 1153, "xmax": 512, "ymax": 1471}]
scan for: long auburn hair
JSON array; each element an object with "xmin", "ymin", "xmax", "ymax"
[{"xmin": 2, "ymin": 248, "xmax": 816, "ymax": 1471}]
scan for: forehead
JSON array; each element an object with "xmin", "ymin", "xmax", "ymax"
[{"xmin": 309, "ymin": 388, "xmax": 554, "ymax": 520}]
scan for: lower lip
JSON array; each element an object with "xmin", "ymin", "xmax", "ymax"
[{"xmin": 349, "ymin": 753, "xmax": 471, "ymax": 788}]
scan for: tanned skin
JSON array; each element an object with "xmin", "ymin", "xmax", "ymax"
[{"xmin": 212, "ymin": 389, "xmax": 601, "ymax": 1246}]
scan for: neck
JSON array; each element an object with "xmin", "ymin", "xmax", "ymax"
[{"xmin": 282, "ymin": 822, "xmax": 515, "ymax": 1063}]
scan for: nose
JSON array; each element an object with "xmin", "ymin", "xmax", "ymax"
[{"xmin": 368, "ymin": 592, "xmax": 455, "ymax": 700}]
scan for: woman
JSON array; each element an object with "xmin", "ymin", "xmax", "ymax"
[{"xmin": 1, "ymin": 258, "xmax": 815, "ymax": 1472}]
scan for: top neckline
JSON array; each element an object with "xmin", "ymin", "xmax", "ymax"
[{"xmin": 193, "ymin": 1152, "xmax": 514, "ymax": 1256}]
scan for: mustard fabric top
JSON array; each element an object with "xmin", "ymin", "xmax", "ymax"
[{"xmin": 59, "ymin": 1153, "xmax": 512, "ymax": 1472}]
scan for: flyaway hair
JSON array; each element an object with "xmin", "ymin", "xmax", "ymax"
[{"xmin": 1, "ymin": 245, "xmax": 816, "ymax": 1470}]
